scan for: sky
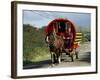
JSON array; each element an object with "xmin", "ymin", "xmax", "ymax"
[{"xmin": 23, "ymin": 10, "xmax": 91, "ymax": 28}]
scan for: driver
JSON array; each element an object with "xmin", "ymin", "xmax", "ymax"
[{"xmin": 63, "ymin": 25, "xmax": 73, "ymax": 49}]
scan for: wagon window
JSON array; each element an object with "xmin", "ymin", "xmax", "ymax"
[
  {"xmin": 58, "ymin": 22, "xmax": 66, "ymax": 32},
  {"xmin": 65, "ymin": 22, "xmax": 68, "ymax": 30}
]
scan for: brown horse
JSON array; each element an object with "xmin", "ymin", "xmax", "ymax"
[
  {"xmin": 45, "ymin": 33, "xmax": 64, "ymax": 64},
  {"xmin": 54, "ymin": 35, "xmax": 64, "ymax": 63}
]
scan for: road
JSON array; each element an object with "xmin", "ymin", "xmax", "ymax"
[{"xmin": 23, "ymin": 42, "xmax": 91, "ymax": 69}]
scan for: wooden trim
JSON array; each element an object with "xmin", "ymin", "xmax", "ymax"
[{"xmin": 11, "ymin": 1, "xmax": 17, "ymax": 78}]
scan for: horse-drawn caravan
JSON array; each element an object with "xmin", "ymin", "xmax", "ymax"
[{"xmin": 45, "ymin": 18, "xmax": 80, "ymax": 64}]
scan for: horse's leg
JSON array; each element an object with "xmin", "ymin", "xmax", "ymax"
[
  {"xmin": 64, "ymin": 49, "xmax": 69, "ymax": 55},
  {"xmin": 60, "ymin": 52, "xmax": 63, "ymax": 62},
  {"xmin": 51, "ymin": 52, "xmax": 54, "ymax": 64},
  {"xmin": 59, "ymin": 49, "xmax": 62, "ymax": 63},
  {"xmin": 51, "ymin": 52, "xmax": 55, "ymax": 63},
  {"xmin": 50, "ymin": 52, "xmax": 55, "ymax": 67},
  {"xmin": 70, "ymin": 54, "xmax": 74, "ymax": 62},
  {"xmin": 58, "ymin": 55, "xmax": 61, "ymax": 63},
  {"xmin": 56, "ymin": 49, "xmax": 61, "ymax": 64}
]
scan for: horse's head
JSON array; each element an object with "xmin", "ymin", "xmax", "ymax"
[{"xmin": 45, "ymin": 33, "xmax": 55, "ymax": 45}]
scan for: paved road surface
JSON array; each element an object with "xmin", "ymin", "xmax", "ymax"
[{"xmin": 23, "ymin": 42, "xmax": 91, "ymax": 69}]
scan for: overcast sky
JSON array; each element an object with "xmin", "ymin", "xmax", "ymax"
[{"xmin": 23, "ymin": 10, "xmax": 90, "ymax": 28}]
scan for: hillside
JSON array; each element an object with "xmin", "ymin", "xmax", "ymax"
[{"xmin": 23, "ymin": 24, "xmax": 50, "ymax": 66}]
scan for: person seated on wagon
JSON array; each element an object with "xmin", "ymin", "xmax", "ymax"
[{"xmin": 63, "ymin": 25, "xmax": 73, "ymax": 51}]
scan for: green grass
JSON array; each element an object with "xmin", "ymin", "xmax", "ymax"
[{"xmin": 23, "ymin": 24, "xmax": 50, "ymax": 65}]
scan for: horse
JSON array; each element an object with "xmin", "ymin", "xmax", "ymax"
[
  {"xmin": 45, "ymin": 33, "xmax": 64, "ymax": 64},
  {"xmin": 54, "ymin": 35, "xmax": 64, "ymax": 63}
]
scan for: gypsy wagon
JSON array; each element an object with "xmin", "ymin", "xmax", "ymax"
[{"xmin": 45, "ymin": 18, "xmax": 80, "ymax": 64}]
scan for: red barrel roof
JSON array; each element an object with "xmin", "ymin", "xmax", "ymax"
[{"xmin": 45, "ymin": 18, "xmax": 76, "ymax": 48}]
